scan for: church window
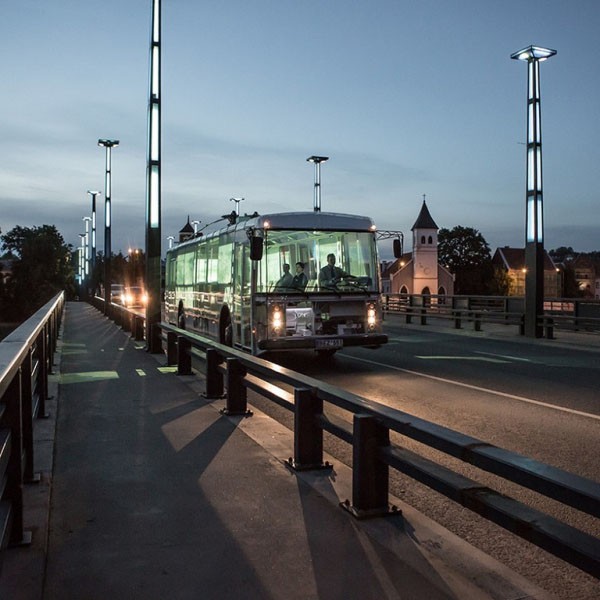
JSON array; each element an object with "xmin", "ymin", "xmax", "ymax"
[
  {"xmin": 428, "ymin": 236, "xmax": 433, "ymax": 244},
  {"xmin": 420, "ymin": 235, "xmax": 425, "ymax": 244}
]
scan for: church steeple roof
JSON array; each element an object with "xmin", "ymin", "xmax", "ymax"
[
  {"xmin": 411, "ymin": 200, "xmax": 438, "ymax": 231},
  {"xmin": 179, "ymin": 215, "xmax": 194, "ymax": 234}
]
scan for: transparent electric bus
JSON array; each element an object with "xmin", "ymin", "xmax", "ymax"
[{"xmin": 165, "ymin": 211, "xmax": 389, "ymax": 355}]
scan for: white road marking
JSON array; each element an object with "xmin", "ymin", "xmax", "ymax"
[
  {"xmin": 416, "ymin": 356, "xmax": 509, "ymax": 363},
  {"xmin": 473, "ymin": 351, "xmax": 533, "ymax": 362},
  {"xmin": 343, "ymin": 354, "xmax": 600, "ymax": 422}
]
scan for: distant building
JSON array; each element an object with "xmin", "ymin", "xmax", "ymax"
[
  {"xmin": 179, "ymin": 216, "xmax": 195, "ymax": 243},
  {"xmin": 492, "ymin": 247, "xmax": 561, "ymax": 297},
  {"xmin": 570, "ymin": 254, "xmax": 598, "ymax": 297},
  {"xmin": 382, "ymin": 201, "xmax": 454, "ymax": 297}
]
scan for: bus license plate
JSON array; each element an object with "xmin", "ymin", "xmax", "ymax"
[{"xmin": 316, "ymin": 338, "xmax": 343, "ymax": 349}]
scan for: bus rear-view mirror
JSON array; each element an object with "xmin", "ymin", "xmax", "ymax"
[{"xmin": 250, "ymin": 237, "xmax": 263, "ymax": 261}]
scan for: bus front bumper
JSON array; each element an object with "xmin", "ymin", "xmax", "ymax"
[{"xmin": 257, "ymin": 333, "xmax": 388, "ymax": 351}]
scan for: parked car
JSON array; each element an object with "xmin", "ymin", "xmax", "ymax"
[
  {"xmin": 123, "ymin": 286, "xmax": 148, "ymax": 308},
  {"xmin": 110, "ymin": 284, "xmax": 125, "ymax": 305}
]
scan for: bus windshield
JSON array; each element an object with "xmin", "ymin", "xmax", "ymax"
[{"xmin": 259, "ymin": 229, "xmax": 379, "ymax": 293}]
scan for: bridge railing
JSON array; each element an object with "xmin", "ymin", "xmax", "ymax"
[
  {"xmin": 89, "ymin": 299, "xmax": 599, "ymax": 577},
  {"xmin": 0, "ymin": 291, "xmax": 64, "ymax": 552},
  {"xmin": 383, "ymin": 294, "xmax": 600, "ymax": 337},
  {"xmin": 156, "ymin": 321, "xmax": 600, "ymax": 579}
]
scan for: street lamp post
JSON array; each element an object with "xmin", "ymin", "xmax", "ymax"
[
  {"xmin": 83, "ymin": 217, "xmax": 92, "ymax": 291},
  {"xmin": 306, "ymin": 156, "xmax": 329, "ymax": 212},
  {"xmin": 87, "ymin": 190, "xmax": 101, "ymax": 280},
  {"xmin": 511, "ymin": 45, "xmax": 556, "ymax": 338},
  {"xmin": 78, "ymin": 233, "xmax": 86, "ymax": 293},
  {"xmin": 145, "ymin": 0, "xmax": 162, "ymax": 352},
  {"xmin": 98, "ymin": 139, "xmax": 119, "ymax": 314}
]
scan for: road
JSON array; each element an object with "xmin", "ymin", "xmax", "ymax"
[{"xmin": 253, "ymin": 316, "xmax": 600, "ymax": 599}]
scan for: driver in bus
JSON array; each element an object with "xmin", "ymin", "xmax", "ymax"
[
  {"xmin": 318, "ymin": 253, "xmax": 349, "ymax": 287},
  {"xmin": 274, "ymin": 263, "xmax": 294, "ymax": 289}
]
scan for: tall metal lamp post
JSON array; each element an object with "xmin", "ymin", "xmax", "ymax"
[
  {"xmin": 511, "ymin": 45, "xmax": 556, "ymax": 338},
  {"xmin": 145, "ymin": 0, "xmax": 162, "ymax": 352},
  {"xmin": 87, "ymin": 190, "xmax": 101, "ymax": 280},
  {"xmin": 98, "ymin": 139, "xmax": 119, "ymax": 314},
  {"xmin": 82, "ymin": 216, "xmax": 92, "ymax": 292},
  {"xmin": 307, "ymin": 156, "xmax": 329, "ymax": 212}
]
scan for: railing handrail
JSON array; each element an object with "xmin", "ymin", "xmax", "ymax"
[
  {"xmin": 157, "ymin": 319, "xmax": 600, "ymax": 578},
  {"xmin": 0, "ymin": 292, "xmax": 64, "ymax": 398}
]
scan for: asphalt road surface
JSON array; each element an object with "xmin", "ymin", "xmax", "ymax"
[{"xmin": 254, "ymin": 317, "xmax": 600, "ymax": 599}]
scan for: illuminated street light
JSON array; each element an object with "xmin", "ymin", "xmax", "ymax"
[
  {"xmin": 191, "ymin": 220, "xmax": 201, "ymax": 235},
  {"xmin": 167, "ymin": 236, "xmax": 175, "ymax": 249},
  {"xmin": 78, "ymin": 233, "xmax": 86, "ymax": 289},
  {"xmin": 87, "ymin": 190, "xmax": 101, "ymax": 276},
  {"xmin": 98, "ymin": 139, "xmax": 119, "ymax": 314},
  {"xmin": 511, "ymin": 44, "xmax": 556, "ymax": 337},
  {"xmin": 146, "ymin": 0, "xmax": 162, "ymax": 352},
  {"xmin": 306, "ymin": 156, "xmax": 329, "ymax": 212},
  {"xmin": 82, "ymin": 217, "xmax": 92, "ymax": 281}
]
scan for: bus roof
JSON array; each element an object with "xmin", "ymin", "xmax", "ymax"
[
  {"xmin": 169, "ymin": 211, "xmax": 377, "ymax": 254},
  {"xmin": 253, "ymin": 211, "xmax": 376, "ymax": 231}
]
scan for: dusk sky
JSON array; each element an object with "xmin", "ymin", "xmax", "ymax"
[{"xmin": 2, "ymin": 1, "xmax": 599, "ymax": 259}]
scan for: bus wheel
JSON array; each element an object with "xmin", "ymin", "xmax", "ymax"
[
  {"xmin": 177, "ymin": 300, "xmax": 186, "ymax": 330},
  {"xmin": 220, "ymin": 308, "xmax": 233, "ymax": 346}
]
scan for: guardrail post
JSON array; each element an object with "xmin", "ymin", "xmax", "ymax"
[
  {"xmin": 166, "ymin": 331, "xmax": 178, "ymax": 365},
  {"xmin": 406, "ymin": 296, "xmax": 413, "ymax": 324},
  {"xmin": 204, "ymin": 349, "xmax": 224, "ymax": 399},
  {"xmin": 4, "ymin": 370, "xmax": 32, "ymax": 545},
  {"xmin": 474, "ymin": 312, "xmax": 481, "ymax": 332},
  {"xmin": 221, "ymin": 358, "xmax": 252, "ymax": 416},
  {"xmin": 177, "ymin": 336, "xmax": 192, "ymax": 375},
  {"xmin": 134, "ymin": 316, "xmax": 145, "ymax": 341},
  {"xmin": 545, "ymin": 317, "xmax": 554, "ymax": 339},
  {"xmin": 519, "ymin": 315, "xmax": 525, "ymax": 336},
  {"xmin": 341, "ymin": 414, "xmax": 396, "ymax": 519},
  {"xmin": 287, "ymin": 389, "xmax": 331, "ymax": 471},
  {"xmin": 420, "ymin": 307, "xmax": 427, "ymax": 326},
  {"xmin": 122, "ymin": 311, "xmax": 131, "ymax": 333},
  {"xmin": 454, "ymin": 310, "xmax": 462, "ymax": 329}
]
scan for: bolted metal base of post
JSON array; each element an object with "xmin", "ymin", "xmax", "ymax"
[
  {"xmin": 219, "ymin": 407, "xmax": 253, "ymax": 417},
  {"xmin": 10, "ymin": 530, "xmax": 33, "ymax": 547},
  {"xmin": 340, "ymin": 499, "xmax": 401, "ymax": 520},
  {"xmin": 285, "ymin": 458, "xmax": 333, "ymax": 472}
]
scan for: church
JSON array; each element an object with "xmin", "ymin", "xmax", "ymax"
[{"xmin": 382, "ymin": 201, "xmax": 454, "ymax": 297}]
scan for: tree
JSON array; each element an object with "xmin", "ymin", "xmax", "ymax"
[
  {"xmin": 1, "ymin": 225, "xmax": 76, "ymax": 320},
  {"xmin": 438, "ymin": 226, "xmax": 494, "ymax": 295}
]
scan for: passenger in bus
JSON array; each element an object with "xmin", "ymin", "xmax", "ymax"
[
  {"xmin": 292, "ymin": 262, "xmax": 308, "ymax": 290},
  {"xmin": 318, "ymin": 253, "xmax": 349, "ymax": 287},
  {"xmin": 274, "ymin": 263, "xmax": 294, "ymax": 289}
]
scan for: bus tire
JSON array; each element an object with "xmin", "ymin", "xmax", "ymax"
[
  {"xmin": 220, "ymin": 307, "xmax": 233, "ymax": 346},
  {"xmin": 177, "ymin": 300, "xmax": 186, "ymax": 330}
]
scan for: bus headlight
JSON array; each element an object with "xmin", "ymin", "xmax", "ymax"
[
  {"xmin": 366, "ymin": 303, "xmax": 377, "ymax": 329},
  {"xmin": 270, "ymin": 304, "xmax": 284, "ymax": 335}
]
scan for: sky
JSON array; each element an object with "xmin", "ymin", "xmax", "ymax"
[{"xmin": 2, "ymin": 0, "xmax": 599, "ymax": 260}]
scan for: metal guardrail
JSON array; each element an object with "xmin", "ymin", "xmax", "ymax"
[
  {"xmin": 0, "ymin": 291, "xmax": 64, "ymax": 553},
  {"xmin": 383, "ymin": 294, "xmax": 600, "ymax": 337},
  {"xmin": 91, "ymin": 298, "xmax": 600, "ymax": 578}
]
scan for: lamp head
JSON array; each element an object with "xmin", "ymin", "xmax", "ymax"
[
  {"xmin": 511, "ymin": 45, "xmax": 556, "ymax": 62},
  {"xmin": 98, "ymin": 139, "xmax": 120, "ymax": 148},
  {"xmin": 307, "ymin": 155, "xmax": 329, "ymax": 164}
]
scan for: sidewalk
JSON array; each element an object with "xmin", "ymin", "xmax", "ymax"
[{"xmin": 1, "ymin": 302, "xmax": 554, "ymax": 599}]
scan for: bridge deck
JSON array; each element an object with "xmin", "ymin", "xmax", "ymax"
[{"xmin": 1, "ymin": 302, "xmax": 550, "ymax": 599}]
